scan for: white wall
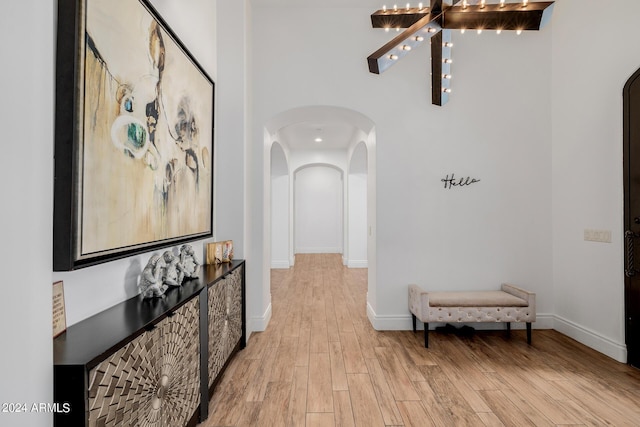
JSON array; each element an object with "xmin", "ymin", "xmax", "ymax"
[
  {"xmin": 271, "ymin": 143, "xmax": 290, "ymax": 268},
  {"xmin": 216, "ymin": 0, "xmax": 248, "ymax": 261},
  {"xmin": 348, "ymin": 142, "xmax": 368, "ymax": 267},
  {"xmin": 551, "ymin": 0, "xmax": 640, "ymax": 362},
  {"xmin": 251, "ymin": 4, "xmax": 553, "ymax": 333},
  {"xmin": 294, "ymin": 165, "xmax": 344, "ymax": 253},
  {"xmin": 0, "ymin": 2, "xmax": 54, "ymax": 426}
]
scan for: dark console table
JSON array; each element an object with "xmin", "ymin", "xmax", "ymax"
[{"xmin": 53, "ymin": 260, "xmax": 245, "ymax": 427}]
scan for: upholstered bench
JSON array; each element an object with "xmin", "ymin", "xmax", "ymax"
[{"xmin": 408, "ymin": 283, "xmax": 536, "ymax": 348}]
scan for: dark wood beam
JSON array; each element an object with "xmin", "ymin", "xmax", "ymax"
[
  {"xmin": 367, "ymin": 1, "xmax": 554, "ymax": 106},
  {"xmin": 443, "ymin": 2, "xmax": 554, "ymax": 31},
  {"xmin": 367, "ymin": 13, "xmax": 442, "ymax": 74},
  {"xmin": 371, "ymin": 8, "xmax": 430, "ymax": 30},
  {"xmin": 431, "ymin": 29, "xmax": 453, "ymax": 106}
]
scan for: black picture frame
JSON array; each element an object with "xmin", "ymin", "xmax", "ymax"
[{"xmin": 54, "ymin": 0, "xmax": 214, "ymax": 271}]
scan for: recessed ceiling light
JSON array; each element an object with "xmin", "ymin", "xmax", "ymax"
[{"xmin": 314, "ymin": 137, "xmax": 323, "ymax": 143}]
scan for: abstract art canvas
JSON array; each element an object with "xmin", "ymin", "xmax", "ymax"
[{"xmin": 54, "ymin": 0, "xmax": 214, "ymax": 270}]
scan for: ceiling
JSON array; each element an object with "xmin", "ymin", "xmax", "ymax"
[
  {"xmin": 267, "ymin": 106, "xmax": 375, "ymax": 153},
  {"xmin": 276, "ymin": 120, "xmax": 361, "ymax": 151}
]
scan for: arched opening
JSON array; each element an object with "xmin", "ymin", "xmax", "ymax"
[{"xmin": 264, "ymin": 105, "xmax": 378, "ymax": 323}]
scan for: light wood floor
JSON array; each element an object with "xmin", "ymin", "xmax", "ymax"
[{"xmin": 199, "ymin": 253, "xmax": 640, "ymax": 426}]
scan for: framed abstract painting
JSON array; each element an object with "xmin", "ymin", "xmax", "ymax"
[{"xmin": 54, "ymin": 0, "xmax": 214, "ymax": 270}]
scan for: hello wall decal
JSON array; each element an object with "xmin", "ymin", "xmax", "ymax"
[{"xmin": 441, "ymin": 173, "xmax": 480, "ymax": 189}]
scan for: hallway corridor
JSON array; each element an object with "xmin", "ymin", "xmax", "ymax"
[{"xmin": 200, "ymin": 254, "xmax": 640, "ymax": 426}]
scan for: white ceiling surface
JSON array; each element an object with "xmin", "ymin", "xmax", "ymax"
[
  {"xmin": 276, "ymin": 120, "xmax": 361, "ymax": 151},
  {"xmin": 268, "ymin": 105, "xmax": 374, "ymax": 152}
]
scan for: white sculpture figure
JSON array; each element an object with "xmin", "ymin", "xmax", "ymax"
[
  {"xmin": 162, "ymin": 250, "xmax": 184, "ymax": 287},
  {"xmin": 139, "ymin": 254, "xmax": 168, "ymax": 298},
  {"xmin": 179, "ymin": 244, "xmax": 201, "ymax": 278}
]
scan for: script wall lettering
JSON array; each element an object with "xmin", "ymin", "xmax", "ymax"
[{"xmin": 441, "ymin": 173, "xmax": 480, "ymax": 190}]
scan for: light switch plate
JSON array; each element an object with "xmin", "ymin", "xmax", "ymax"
[{"xmin": 584, "ymin": 229, "xmax": 612, "ymax": 243}]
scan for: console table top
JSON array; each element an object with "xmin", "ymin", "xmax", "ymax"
[{"xmin": 54, "ymin": 260, "xmax": 244, "ymax": 368}]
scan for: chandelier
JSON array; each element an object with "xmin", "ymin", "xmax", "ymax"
[{"xmin": 367, "ymin": 0, "xmax": 554, "ymax": 105}]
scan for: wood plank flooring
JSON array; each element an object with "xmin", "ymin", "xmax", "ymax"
[{"xmin": 199, "ymin": 254, "xmax": 640, "ymax": 426}]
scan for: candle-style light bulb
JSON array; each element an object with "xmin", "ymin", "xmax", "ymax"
[
  {"xmin": 393, "ymin": 4, "xmax": 398, "ymax": 11},
  {"xmin": 517, "ymin": 29, "xmax": 523, "ymax": 35},
  {"xmin": 461, "ymin": 28, "xmax": 466, "ymax": 34},
  {"xmin": 462, "ymin": 0, "xmax": 468, "ymax": 9},
  {"xmin": 500, "ymin": 0, "xmax": 506, "ymax": 7},
  {"xmin": 496, "ymin": 29, "xmax": 502, "ymax": 34},
  {"xmin": 406, "ymin": 3, "xmax": 410, "ymax": 11},
  {"xmin": 522, "ymin": 0, "xmax": 528, "ymax": 7},
  {"xmin": 477, "ymin": 29, "xmax": 482, "ymax": 34},
  {"xmin": 383, "ymin": 4, "xmax": 387, "ymax": 12},
  {"xmin": 480, "ymin": 0, "xmax": 486, "ymax": 8},
  {"xmin": 419, "ymin": 2, "xmax": 423, "ymax": 9}
]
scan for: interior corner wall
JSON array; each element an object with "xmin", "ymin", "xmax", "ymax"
[
  {"xmin": 551, "ymin": 0, "xmax": 640, "ymax": 362},
  {"xmin": 216, "ymin": 0, "xmax": 247, "ymax": 259},
  {"xmin": 348, "ymin": 173, "xmax": 368, "ymax": 266},
  {"xmin": 347, "ymin": 142, "xmax": 368, "ymax": 268},
  {"xmin": 1, "ymin": 2, "xmax": 55, "ymax": 425},
  {"xmin": 251, "ymin": 4, "xmax": 553, "ymax": 332},
  {"xmin": 271, "ymin": 143, "xmax": 290, "ymax": 268}
]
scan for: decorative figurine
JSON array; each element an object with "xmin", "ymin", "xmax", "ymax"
[
  {"xmin": 162, "ymin": 250, "xmax": 184, "ymax": 287},
  {"xmin": 139, "ymin": 254, "xmax": 168, "ymax": 298},
  {"xmin": 179, "ymin": 244, "xmax": 201, "ymax": 278}
]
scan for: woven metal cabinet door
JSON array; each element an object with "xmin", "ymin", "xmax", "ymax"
[
  {"xmin": 87, "ymin": 297, "xmax": 200, "ymax": 427},
  {"xmin": 157, "ymin": 297, "xmax": 200, "ymax": 426},
  {"xmin": 225, "ymin": 266, "xmax": 243, "ymax": 359},
  {"xmin": 208, "ymin": 265, "xmax": 243, "ymax": 387}
]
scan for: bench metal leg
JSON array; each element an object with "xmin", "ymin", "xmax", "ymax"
[
  {"xmin": 424, "ymin": 323, "xmax": 429, "ymax": 348},
  {"xmin": 506, "ymin": 322, "xmax": 511, "ymax": 338},
  {"xmin": 526, "ymin": 322, "xmax": 532, "ymax": 344},
  {"xmin": 412, "ymin": 314, "xmax": 417, "ymax": 333}
]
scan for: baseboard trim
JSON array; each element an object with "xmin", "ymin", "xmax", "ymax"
[
  {"xmin": 347, "ymin": 260, "xmax": 368, "ymax": 268},
  {"xmin": 271, "ymin": 260, "xmax": 290, "ymax": 269},
  {"xmin": 553, "ymin": 314, "xmax": 627, "ymax": 363},
  {"xmin": 295, "ymin": 247, "xmax": 342, "ymax": 254},
  {"xmin": 365, "ymin": 306, "xmax": 626, "ymax": 363},
  {"xmin": 247, "ymin": 303, "xmax": 272, "ymax": 341}
]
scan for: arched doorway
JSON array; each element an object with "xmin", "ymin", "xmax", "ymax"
[{"xmin": 264, "ymin": 106, "xmax": 378, "ymax": 319}]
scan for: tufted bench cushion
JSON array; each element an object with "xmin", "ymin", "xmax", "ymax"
[{"xmin": 408, "ymin": 283, "xmax": 536, "ymax": 348}]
